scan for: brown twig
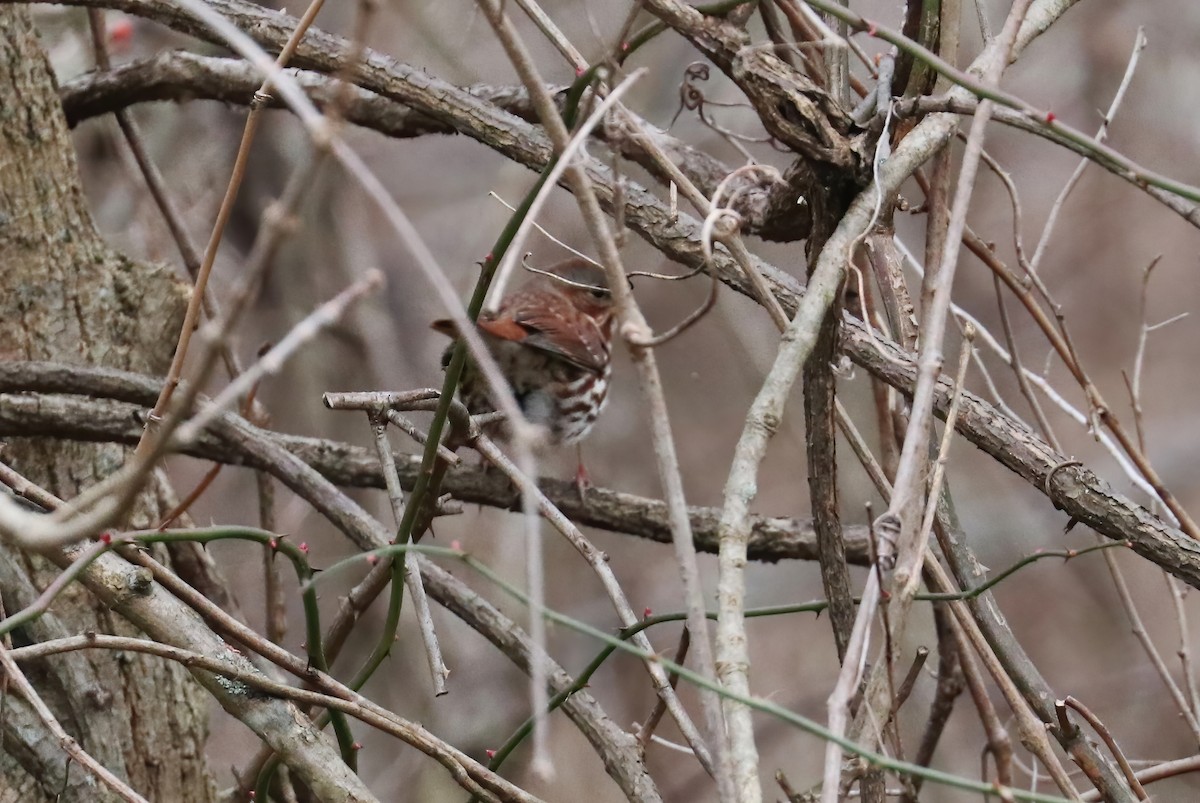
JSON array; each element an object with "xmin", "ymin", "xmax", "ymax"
[
  {"xmin": 993, "ymin": 273, "xmax": 1061, "ymax": 452},
  {"xmin": 1060, "ymin": 696, "xmax": 1148, "ymax": 800},
  {"xmin": 921, "ymin": 555, "xmax": 1080, "ymax": 798},
  {"xmin": 905, "ymin": 604, "xmax": 965, "ymax": 801},
  {"xmin": 624, "ymin": 268, "xmax": 720, "ymax": 347},
  {"xmin": 156, "ymin": 381, "xmax": 265, "ymax": 529},
  {"xmin": 475, "ymin": 0, "xmax": 726, "ymax": 786},
  {"xmin": 1080, "ymin": 754, "xmax": 1200, "ymax": 802},
  {"xmin": 890, "ymin": 647, "xmax": 929, "ymax": 721},
  {"xmin": 1098, "ymin": 540, "xmax": 1200, "ymax": 743},
  {"xmin": 132, "ymin": 0, "xmax": 329, "ymax": 461},
  {"xmin": 951, "ymin": 617, "xmax": 1016, "ymax": 800},
  {"xmin": 470, "ymin": 431, "xmax": 714, "ymax": 772},
  {"xmin": 0, "ymin": 363, "xmax": 868, "ymax": 564},
  {"xmin": 6, "ymin": 634, "xmax": 538, "ymax": 802},
  {"xmin": 636, "ymin": 627, "xmax": 691, "ymax": 751},
  {"xmin": 834, "ymin": 9, "xmax": 1034, "ymax": 798},
  {"xmin": 0, "ymin": 642, "xmax": 149, "ymax": 803},
  {"xmin": 925, "ymin": 514, "xmax": 1127, "ymax": 800}
]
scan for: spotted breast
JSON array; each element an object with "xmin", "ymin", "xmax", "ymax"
[{"xmin": 431, "ymin": 258, "xmax": 615, "ymax": 447}]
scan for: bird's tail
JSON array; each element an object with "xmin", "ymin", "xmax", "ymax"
[{"xmin": 430, "ymin": 319, "xmax": 458, "ymax": 338}]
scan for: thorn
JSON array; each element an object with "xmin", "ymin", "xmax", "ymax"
[
  {"xmin": 1045, "ymin": 111, "xmax": 1057, "ymax": 124},
  {"xmin": 486, "ymin": 748, "xmax": 497, "ymax": 759},
  {"xmin": 866, "ymin": 21, "xmax": 878, "ymax": 36},
  {"xmin": 643, "ymin": 607, "xmax": 652, "ymax": 619},
  {"xmin": 99, "ymin": 532, "xmax": 113, "ymax": 545}
]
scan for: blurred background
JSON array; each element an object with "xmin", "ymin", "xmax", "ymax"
[{"xmin": 36, "ymin": 0, "xmax": 1200, "ymax": 798}]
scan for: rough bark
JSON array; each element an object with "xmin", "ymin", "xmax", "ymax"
[{"xmin": 0, "ymin": 7, "xmax": 213, "ymax": 801}]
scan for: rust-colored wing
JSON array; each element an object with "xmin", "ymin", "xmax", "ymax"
[
  {"xmin": 433, "ymin": 316, "xmax": 527, "ymax": 342},
  {"xmin": 485, "ymin": 292, "xmax": 608, "ymax": 373}
]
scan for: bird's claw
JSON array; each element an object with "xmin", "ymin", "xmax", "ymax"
[{"xmin": 575, "ymin": 462, "xmax": 593, "ymax": 503}]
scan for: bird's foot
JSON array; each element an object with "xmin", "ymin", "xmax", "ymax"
[{"xmin": 574, "ymin": 461, "xmax": 593, "ymax": 503}]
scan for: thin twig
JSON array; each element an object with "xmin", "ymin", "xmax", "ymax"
[
  {"xmin": 1098, "ymin": 539, "xmax": 1200, "ymax": 742},
  {"xmin": 1060, "ymin": 697, "xmax": 1148, "ymax": 800},
  {"xmin": 918, "ymin": 326, "xmax": 975, "ymax": 538},
  {"xmin": 384, "ymin": 410, "xmax": 461, "ymax": 465},
  {"xmin": 84, "ymin": 8, "xmax": 241, "ymax": 380},
  {"xmin": 174, "ymin": 271, "xmax": 385, "ymax": 445},
  {"xmin": 1165, "ymin": 574, "xmax": 1200, "ymax": 730},
  {"xmin": 132, "ymin": 0, "xmax": 328, "ymax": 460},
  {"xmin": 949, "ymin": 611, "xmax": 1015, "ymax": 799},
  {"xmin": 829, "ymin": 6, "xmax": 1035, "ymax": 799},
  {"xmin": 627, "ymin": 268, "xmax": 720, "ymax": 347},
  {"xmin": 5, "ymin": 633, "xmax": 539, "ymax": 802},
  {"xmin": 1080, "ymin": 755, "xmax": 1200, "ymax": 802},
  {"xmin": 804, "ymin": 0, "xmax": 1200, "ymax": 215},
  {"xmin": 636, "ymin": 627, "xmax": 691, "ymax": 750},
  {"xmin": 992, "ymin": 273, "xmax": 1061, "ymax": 452},
  {"xmin": 475, "ymin": 0, "xmax": 727, "ymax": 786},
  {"xmin": 369, "ymin": 412, "xmax": 450, "ymax": 696},
  {"xmin": 1028, "ymin": 28, "xmax": 1147, "ymax": 274},
  {"xmin": 921, "ymin": 556, "xmax": 1081, "ymax": 799},
  {"xmin": 470, "ymin": 432, "xmax": 715, "ymax": 772},
  {"xmin": 0, "ymin": 643, "xmax": 150, "ymax": 803},
  {"xmin": 895, "ymin": 236, "xmax": 1162, "ymax": 504}
]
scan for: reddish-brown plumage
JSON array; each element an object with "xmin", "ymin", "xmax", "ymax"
[{"xmin": 432, "ymin": 259, "xmax": 615, "ymax": 446}]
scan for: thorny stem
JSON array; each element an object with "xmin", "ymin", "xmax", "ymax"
[{"xmin": 336, "ymin": 541, "xmax": 1078, "ymax": 803}]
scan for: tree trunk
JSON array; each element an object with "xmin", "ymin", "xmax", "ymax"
[{"xmin": 0, "ymin": 7, "xmax": 215, "ymax": 800}]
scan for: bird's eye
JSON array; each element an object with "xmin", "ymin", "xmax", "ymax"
[{"xmin": 589, "ymin": 287, "xmax": 607, "ymax": 299}]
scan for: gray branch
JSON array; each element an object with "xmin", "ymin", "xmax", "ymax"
[{"xmin": 0, "ymin": 361, "xmax": 852, "ymax": 563}]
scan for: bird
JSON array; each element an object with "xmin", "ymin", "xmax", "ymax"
[{"xmin": 431, "ymin": 258, "xmax": 616, "ymax": 493}]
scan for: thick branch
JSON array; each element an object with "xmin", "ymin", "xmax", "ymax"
[
  {"xmin": 844, "ymin": 326, "xmax": 1200, "ymax": 589},
  {"xmin": 24, "ymin": 0, "xmax": 1197, "ymax": 606},
  {"xmin": 59, "ymin": 51, "xmax": 811, "ymax": 241},
  {"xmin": 40, "ymin": 0, "xmax": 1200, "ymax": 244},
  {"xmin": 0, "ymin": 361, "xmax": 856, "ymax": 563}
]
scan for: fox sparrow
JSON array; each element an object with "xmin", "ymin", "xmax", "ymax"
[{"xmin": 431, "ymin": 258, "xmax": 616, "ymax": 456}]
